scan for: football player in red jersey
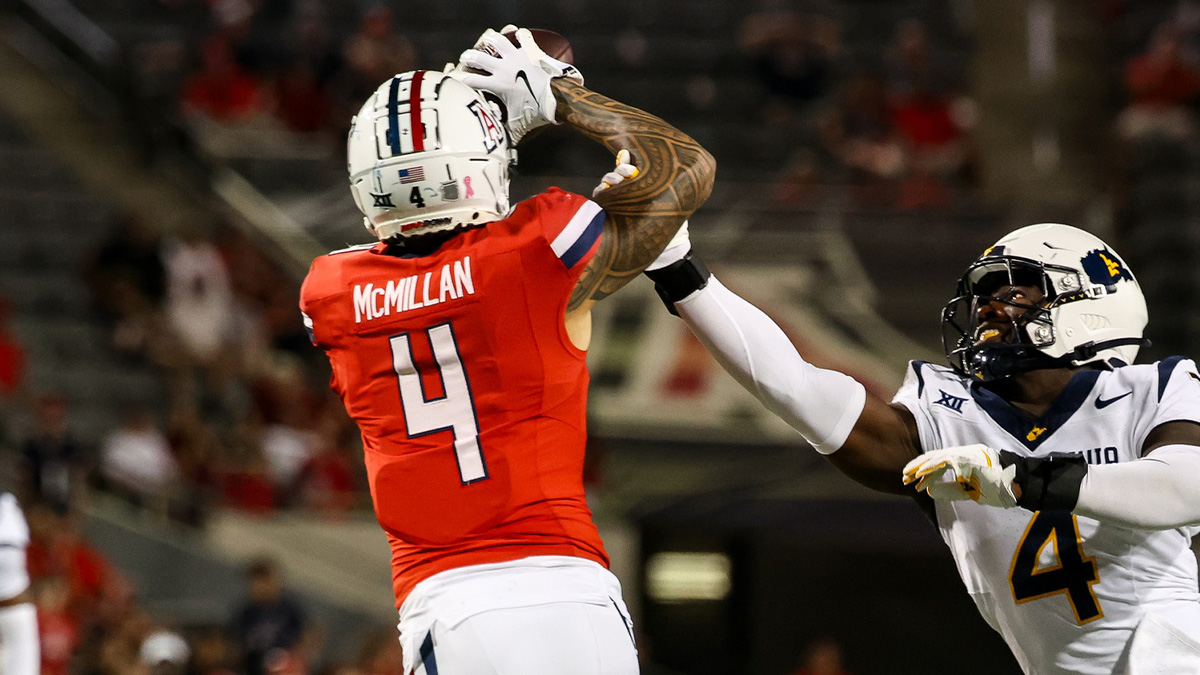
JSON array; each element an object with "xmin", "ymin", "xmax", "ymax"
[{"xmin": 300, "ymin": 27, "xmax": 715, "ymax": 675}]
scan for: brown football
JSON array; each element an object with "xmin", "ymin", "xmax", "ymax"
[
  {"xmin": 503, "ymin": 28, "xmax": 574, "ymax": 64},
  {"xmin": 463, "ymin": 28, "xmax": 574, "ymax": 143},
  {"xmin": 464, "ymin": 28, "xmax": 574, "ymax": 74}
]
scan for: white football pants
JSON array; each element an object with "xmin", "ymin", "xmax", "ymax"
[
  {"xmin": 398, "ymin": 556, "xmax": 639, "ymax": 675},
  {"xmin": 1120, "ymin": 610, "xmax": 1200, "ymax": 675}
]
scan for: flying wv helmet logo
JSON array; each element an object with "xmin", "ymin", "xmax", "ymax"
[
  {"xmin": 1081, "ymin": 248, "xmax": 1132, "ymax": 287},
  {"xmin": 468, "ymin": 99, "xmax": 505, "ymax": 153}
]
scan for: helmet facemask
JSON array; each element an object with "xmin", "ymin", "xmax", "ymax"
[
  {"xmin": 941, "ymin": 223, "xmax": 1150, "ymax": 382},
  {"xmin": 943, "ymin": 257, "xmax": 1066, "ymax": 381}
]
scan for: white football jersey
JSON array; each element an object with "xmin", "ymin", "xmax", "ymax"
[
  {"xmin": 893, "ymin": 358, "xmax": 1200, "ymax": 675},
  {"xmin": 0, "ymin": 493, "xmax": 30, "ymax": 600}
]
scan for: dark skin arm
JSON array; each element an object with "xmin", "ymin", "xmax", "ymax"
[
  {"xmin": 1141, "ymin": 420, "xmax": 1200, "ymax": 455},
  {"xmin": 828, "ymin": 398, "xmax": 924, "ymax": 495},
  {"xmin": 551, "ymin": 78, "xmax": 717, "ymax": 313}
]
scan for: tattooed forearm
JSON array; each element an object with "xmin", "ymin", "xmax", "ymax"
[{"xmin": 553, "ymin": 79, "xmax": 716, "ymax": 312}]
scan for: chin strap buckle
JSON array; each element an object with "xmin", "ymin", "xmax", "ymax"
[{"xmin": 1074, "ymin": 342, "xmax": 1099, "ymax": 360}]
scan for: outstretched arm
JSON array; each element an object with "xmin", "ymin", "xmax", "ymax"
[
  {"xmin": 553, "ymin": 78, "xmax": 716, "ymax": 312},
  {"xmin": 660, "ymin": 269, "xmax": 922, "ymax": 493},
  {"xmin": 585, "ymin": 156, "xmax": 921, "ymax": 493}
]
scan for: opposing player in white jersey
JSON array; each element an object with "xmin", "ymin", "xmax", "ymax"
[
  {"xmin": 613, "ymin": 153, "xmax": 1200, "ymax": 675},
  {"xmin": 0, "ymin": 493, "xmax": 39, "ymax": 675}
]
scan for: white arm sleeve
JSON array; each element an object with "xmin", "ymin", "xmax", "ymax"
[
  {"xmin": 1075, "ymin": 444, "xmax": 1200, "ymax": 529},
  {"xmin": 674, "ymin": 277, "xmax": 867, "ymax": 454},
  {"xmin": 0, "ymin": 603, "xmax": 39, "ymax": 675}
]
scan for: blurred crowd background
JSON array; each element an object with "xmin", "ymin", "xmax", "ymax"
[{"xmin": 1, "ymin": 0, "xmax": 1199, "ymax": 673}]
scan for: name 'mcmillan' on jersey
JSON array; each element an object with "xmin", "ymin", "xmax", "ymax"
[
  {"xmin": 893, "ymin": 356, "xmax": 1200, "ymax": 675},
  {"xmin": 300, "ymin": 188, "xmax": 608, "ymax": 608},
  {"xmin": 351, "ymin": 256, "xmax": 476, "ymax": 323}
]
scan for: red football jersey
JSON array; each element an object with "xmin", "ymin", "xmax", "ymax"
[{"xmin": 300, "ymin": 188, "xmax": 609, "ymax": 608}]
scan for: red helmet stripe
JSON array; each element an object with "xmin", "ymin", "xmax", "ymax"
[{"xmin": 409, "ymin": 70, "xmax": 425, "ymax": 153}]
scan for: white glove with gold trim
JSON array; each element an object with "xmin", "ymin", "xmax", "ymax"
[
  {"xmin": 594, "ymin": 150, "xmax": 690, "ymax": 272},
  {"xmin": 592, "ymin": 149, "xmax": 640, "ymax": 197},
  {"xmin": 902, "ymin": 444, "xmax": 1018, "ymax": 507}
]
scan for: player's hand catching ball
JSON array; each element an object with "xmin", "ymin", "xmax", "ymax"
[
  {"xmin": 496, "ymin": 25, "xmax": 582, "ymax": 84},
  {"xmin": 902, "ymin": 444, "xmax": 1019, "ymax": 508},
  {"xmin": 457, "ymin": 27, "xmax": 581, "ymax": 145}
]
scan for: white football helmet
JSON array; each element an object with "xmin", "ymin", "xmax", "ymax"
[
  {"xmin": 942, "ymin": 223, "xmax": 1149, "ymax": 381},
  {"xmin": 348, "ymin": 70, "xmax": 514, "ymax": 241}
]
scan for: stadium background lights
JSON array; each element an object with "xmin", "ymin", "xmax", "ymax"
[{"xmin": 645, "ymin": 552, "xmax": 732, "ymax": 603}]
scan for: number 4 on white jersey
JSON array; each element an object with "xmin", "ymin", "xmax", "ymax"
[{"xmin": 390, "ymin": 322, "xmax": 487, "ymax": 484}]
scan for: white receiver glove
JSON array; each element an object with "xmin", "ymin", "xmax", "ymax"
[
  {"xmin": 902, "ymin": 444, "xmax": 1019, "ymax": 507},
  {"xmin": 499, "ymin": 25, "xmax": 584, "ymax": 84},
  {"xmin": 457, "ymin": 28, "xmax": 582, "ymax": 145}
]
